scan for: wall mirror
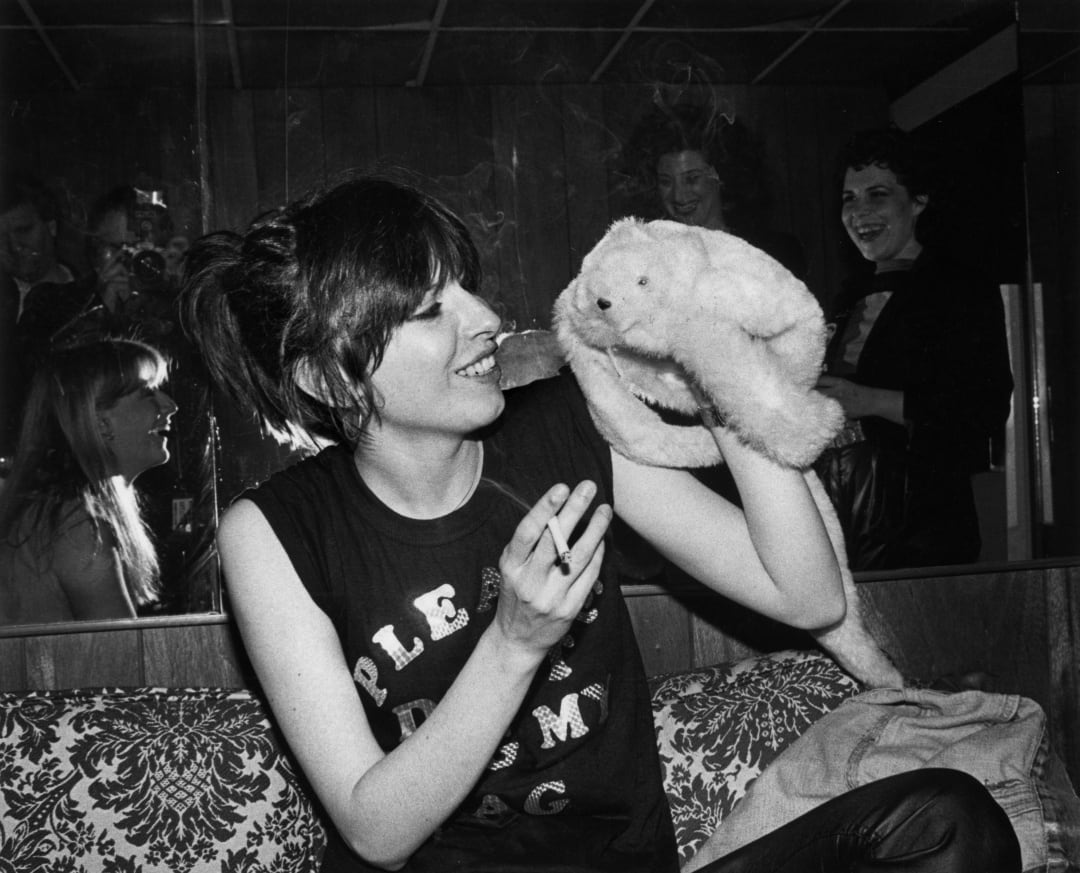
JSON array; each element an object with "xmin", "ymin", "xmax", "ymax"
[{"xmin": 1, "ymin": 0, "xmax": 1077, "ymax": 636}]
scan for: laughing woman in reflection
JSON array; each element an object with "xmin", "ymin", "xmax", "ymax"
[
  {"xmin": 0, "ymin": 339, "xmax": 176, "ymax": 624},
  {"xmin": 814, "ymin": 128, "xmax": 1014, "ymax": 571}
]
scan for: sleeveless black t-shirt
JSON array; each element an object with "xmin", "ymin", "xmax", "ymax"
[{"xmin": 246, "ymin": 371, "xmax": 678, "ymax": 873}]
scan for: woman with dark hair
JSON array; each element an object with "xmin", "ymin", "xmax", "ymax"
[
  {"xmin": 180, "ymin": 173, "xmax": 1019, "ymax": 872},
  {"xmin": 623, "ymin": 102, "xmax": 807, "ymax": 280},
  {"xmin": 0, "ymin": 339, "xmax": 176, "ymax": 624},
  {"xmin": 814, "ymin": 127, "xmax": 1014, "ymax": 571}
]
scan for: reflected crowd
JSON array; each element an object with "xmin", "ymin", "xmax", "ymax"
[
  {"xmin": 0, "ymin": 173, "xmax": 217, "ymax": 625},
  {"xmin": 0, "ymin": 106, "xmax": 1014, "ymax": 626}
]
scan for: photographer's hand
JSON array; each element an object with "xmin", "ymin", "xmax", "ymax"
[
  {"xmin": 816, "ymin": 374, "xmax": 904, "ymax": 425},
  {"xmin": 96, "ymin": 245, "xmax": 132, "ymax": 313}
]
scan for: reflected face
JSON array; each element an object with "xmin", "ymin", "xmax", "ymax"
[
  {"xmin": 370, "ymin": 280, "xmax": 504, "ymax": 440},
  {"xmin": 90, "ymin": 209, "xmax": 137, "ymax": 303},
  {"xmin": 99, "ymin": 384, "xmax": 178, "ymax": 482},
  {"xmin": 163, "ymin": 234, "xmax": 190, "ymax": 280},
  {"xmin": 0, "ymin": 202, "xmax": 57, "ymax": 283},
  {"xmin": 656, "ymin": 150, "xmax": 724, "ymax": 229},
  {"xmin": 841, "ymin": 163, "xmax": 926, "ymax": 263}
]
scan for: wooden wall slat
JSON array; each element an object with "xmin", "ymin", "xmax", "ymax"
[
  {"xmin": 0, "ymin": 637, "xmax": 27, "ymax": 692},
  {"xmin": 560, "ymin": 84, "xmax": 612, "ymax": 274},
  {"xmin": 151, "ymin": 88, "xmax": 203, "ymax": 240},
  {"xmin": 24, "ymin": 630, "xmax": 143, "ymax": 689},
  {"xmin": 450, "ymin": 86, "xmax": 504, "ymax": 308},
  {"xmin": 743, "ymin": 85, "xmax": 793, "ymax": 237},
  {"xmin": 490, "ymin": 85, "xmax": 572, "ymax": 330},
  {"xmin": 252, "ymin": 88, "xmax": 326, "ymax": 214},
  {"xmin": 30, "ymin": 93, "xmax": 93, "ymax": 272},
  {"xmin": 321, "ymin": 88, "xmax": 379, "ymax": 181},
  {"xmin": 141, "ymin": 622, "xmax": 248, "ymax": 688},
  {"xmin": 207, "ymin": 89, "xmax": 259, "ymax": 233},
  {"xmin": 1047, "ymin": 565, "xmax": 1080, "ymax": 788},
  {"xmin": 625, "ymin": 593, "xmax": 691, "ymax": 677},
  {"xmin": 596, "ymin": 83, "xmax": 656, "ymax": 225},
  {"xmin": 375, "ymin": 87, "xmax": 460, "ymax": 181},
  {"xmin": 688, "ymin": 593, "xmax": 810, "ymax": 667},
  {"xmin": 857, "ymin": 572, "xmax": 1049, "ymax": 697}
]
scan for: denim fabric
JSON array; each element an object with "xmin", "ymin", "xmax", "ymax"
[{"xmin": 693, "ymin": 687, "xmax": 1080, "ymax": 872}]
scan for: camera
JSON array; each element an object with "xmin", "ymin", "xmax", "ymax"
[
  {"xmin": 120, "ymin": 240, "xmax": 168, "ymax": 291},
  {"xmin": 122, "ymin": 189, "xmax": 170, "ymax": 291}
]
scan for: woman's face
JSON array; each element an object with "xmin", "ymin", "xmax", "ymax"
[
  {"xmin": 656, "ymin": 150, "xmax": 725, "ymax": 229},
  {"xmin": 99, "ymin": 383, "xmax": 178, "ymax": 482},
  {"xmin": 841, "ymin": 163, "xmax": 927, "ymax": 263},
  {"xmin": 369, "ymin": 280, "xmax": 504, "ymax": 441}
]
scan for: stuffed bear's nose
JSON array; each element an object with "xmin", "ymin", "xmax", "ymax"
[{"xmin": 596, "ymin": 297, "xmax": 611, "ymax": 311}]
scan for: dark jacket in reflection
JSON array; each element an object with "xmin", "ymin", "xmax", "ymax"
[
  {"xmin": 16, "ymin": 272, "xmax": 180, "ymax": 368},
  {"xmin": 814, "ymin": 247, "xmax": 1014, "ymax": 571}
]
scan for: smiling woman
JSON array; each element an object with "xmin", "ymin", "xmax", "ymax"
[
  {"xmin": 0, "ymin": 339, "xmax": 175, "ymax": 625},
  {"xmin": 814, "ymin": 128, "xmax": 1014, "ymax": 572}
]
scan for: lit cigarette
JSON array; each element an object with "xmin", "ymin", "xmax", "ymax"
[{"xmin": 546, "ymin": 517, "xmax": 572, "ymax": 565}]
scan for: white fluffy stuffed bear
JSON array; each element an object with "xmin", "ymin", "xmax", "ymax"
[{"xmin": 553, "ymin": 217, "xmax": 903, "ymax": 689}]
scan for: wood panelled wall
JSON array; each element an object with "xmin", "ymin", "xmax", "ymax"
[
  {"xmin": 2, "ymin": 565, "xmax": 1078, "ymax": 787},
  {"xmin": 6, "ymin": 81, "xmax": 890, "ymax": 504},
  {"xmin": 6, "ymin": 82, "xmax": 889, "ymax": 330},
  {"xmin": 204, "ymin": 82, "xmax": 888, "ymax": 323}
]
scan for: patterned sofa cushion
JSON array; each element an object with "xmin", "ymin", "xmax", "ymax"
[
  {"xmin": 650, "ymin": 649, "xmax": 862, "ymax": 865},
  {"xmin": 0, "ymin": 651, "xmax": 857, "ymax": 871},
  {"xmin": 0, "ymin": 687, "xmax": 326, "ymax": 873}
]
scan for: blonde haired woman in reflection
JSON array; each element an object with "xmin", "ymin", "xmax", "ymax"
[{"xmin": 0, "ymin": 339, "xmax": 177, "ymax": 624}]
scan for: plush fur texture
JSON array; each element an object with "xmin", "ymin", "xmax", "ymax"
[{"xmin": 554, "ymin": 217, "xmax": 903, "ymax": 688}]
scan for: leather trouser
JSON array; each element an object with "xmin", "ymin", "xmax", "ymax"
[{"xmin": 694, "ymin": 768, "xmax": 1021, "ymax": 873}]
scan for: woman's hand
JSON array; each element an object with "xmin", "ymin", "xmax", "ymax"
[
  {"xmin": 493, "ymin": 481, "xmax": 611, "ymax": 659},
  {"xmin": 817, "ymin": 375, "xmax": 905, "ymax": 425},
  {"xmin": 816, "ymin": 374, "xmax": 866, "ymax": 416}
]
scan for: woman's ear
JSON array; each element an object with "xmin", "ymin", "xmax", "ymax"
[
  {"xmin": 97, "ymin": 415, "xmax": 115, "ymax": 442},
  {"xmin": 294, "ymin": 358, "xmax": 362, "ymax": 409},
  {"xmin": 294, "ymin": 358, "xmax": 337, "ymax": 405},
  {"xmin": 913, "ymin": 194, "xmax": 929, "ymax": 216}
]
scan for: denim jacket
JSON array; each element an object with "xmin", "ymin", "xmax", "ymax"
[{"xmin": 700, "ymin": 687, "xmax": 1080, "ymax": 872}]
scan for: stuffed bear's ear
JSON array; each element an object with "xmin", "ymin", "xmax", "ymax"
[
  {"xmin": 580, "ymin": 217, "xmax": 641, "ymax": 273},
  {"xmin": 610, "ymin": 216, "xmax": 652, "ymax": 242}
]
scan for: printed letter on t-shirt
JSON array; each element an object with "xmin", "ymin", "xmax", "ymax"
[
  {"xmin": 373, "ymin": 625, "xmax": 425, "ymax": 670},
  {"xmin": 413, "ymin": 583, "xmax": 469, "ymax": 640}
]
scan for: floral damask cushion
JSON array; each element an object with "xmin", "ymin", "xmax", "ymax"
[
  {"xmin": 650, "ymin": 649, "xmax": 862, "ymax": 865},
  {"xmin": 0, "ymin": 687, "xmax": 326, "ymax": 873}
]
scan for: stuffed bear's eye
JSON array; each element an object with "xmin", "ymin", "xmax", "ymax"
[{"xmin": 637, "ymin": 276, "xmax": 649, "ymax": 287}]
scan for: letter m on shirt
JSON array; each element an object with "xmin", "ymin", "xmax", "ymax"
[{"xmin": 531, "ymin": 682, "xmax": 604, "ymax": 750}]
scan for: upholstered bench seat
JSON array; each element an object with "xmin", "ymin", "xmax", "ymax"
[{"xmin": 0, "ymin": 649, "xmax": 860, "ymax": 871}]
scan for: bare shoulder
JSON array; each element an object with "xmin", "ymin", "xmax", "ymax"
[
  {"xmin": 217, "ymin": 497, "xmax": 271, "ymax": 546},
  {"xmin": 215, "ymin": 497, "xmax": 313, "ymax": 617},
  {"xmin": 52, "ymin": 503, "xmax": 115, "ymax": 574}
]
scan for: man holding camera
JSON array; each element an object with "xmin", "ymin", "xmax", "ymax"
[{"xmin": 18, "ymin": 185, "xmax": 185, "ymax": 359}]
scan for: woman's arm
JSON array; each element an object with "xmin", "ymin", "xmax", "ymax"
[
  {"xmin": 53, "ymin": 518, "xmax": 137, "ymax": 620},
  {"xmin": 816, "ymin": 375, "xmax": 905, "ymax": 425},
  {"xmin": 611, "ymin": 425, "xmax": 845, "ymax": 630},
  {"xmin": 220, "ymin": 481, "xmax": 610, "ymax": 870}
]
